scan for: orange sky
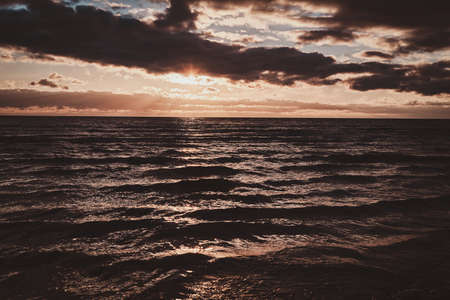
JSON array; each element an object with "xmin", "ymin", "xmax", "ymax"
[{"xmin": 0, "ymin": 0, "xmax": 449, "ymax": 118}]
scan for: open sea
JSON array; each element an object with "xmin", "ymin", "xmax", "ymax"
[{"xmin": 0, "ymin": 116, "xmax": 449, "ymax": 299}]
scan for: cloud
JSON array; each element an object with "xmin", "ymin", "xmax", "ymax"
[
  {"xmin": 361, "ymin": 51, "xmax": 394, "ymax": 60},
  {"xmin": 347, "ymin": 61, "xmax": 450, "ymax": 96},
  {"xmin": 153, "ymin": 0, "xmax": 197, "ymax": 31},
  {"xmin": 48, "ymin": 72, "xmax": 63, "ymax": 80},
  {"xmin": 387, "ymin": 30, "xmax": 450, "ymax": 55},
  {"xmin": 48, "ymin": 72, "xmax": 85, "ymax": 85},
  {"xmin": 0, "ymin": 1, "xmax": 339, "ymax": 85},
  {"xmin": 0, "ymin": 46, "xmax": 57, "ymax": 62},
  {"xmin": 0, "ymin": 89, "xmax": 449, "ymax": 118},
  {"xmin": 0, "ymin": 51, "xmax": 13, "ymax": 61},
  {"xmin": 310, "ymin": 0, "xmax": 450, "ymax": 55},
  {"xmin": 406, "ymin": 100, "xmax": 450, "ymax": 107},
  {"xmin": 297, "ymin": 28, "xmax": 356, "ymax": 44},
  {"xmin": 108, "ymin": 2, "xmax": 131, "ymax": 10},
  {"xmin": 29, "ymin": 72, "xmax": 85, "ymax": 90},
  {"xmin": 0, "ymin": 0, "xmax": 448, "ymax": 96},
  {"xmin": 30, "ymin": 78, "xmax": 65, "ymax": 89},
  {"xmin": 178, "ymin": 0, "xmax": 450, "ymax": 55}
]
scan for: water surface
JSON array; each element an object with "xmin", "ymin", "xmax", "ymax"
[{"xmin": 1, "ymin": 117, "xmax": 449, "ymax": 298}]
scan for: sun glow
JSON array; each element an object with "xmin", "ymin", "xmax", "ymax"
[{"xmin": 161, "ymin": 73, "xmax": 223, "ymax": 86}]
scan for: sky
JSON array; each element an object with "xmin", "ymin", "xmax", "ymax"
[{"xmin": 0, "ymin": 0, "xmax": 449, "ymax": 118}]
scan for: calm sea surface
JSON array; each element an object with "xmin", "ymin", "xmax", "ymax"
[{"xmin": 1, "ymin": 117, "xmax": 450, "ymax": 299}]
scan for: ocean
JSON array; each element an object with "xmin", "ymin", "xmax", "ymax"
[{"xmin": 1, "ymin": 117, "xmax": 449, "ymax": 299}]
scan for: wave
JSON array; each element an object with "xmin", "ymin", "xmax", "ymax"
[
  {"xmin": 158, "ymin": 149, "xmax": 189, "ymax": 157},
  {"xmin": 266, "ymin": 152, "xmax": 450, "ymax": 165},
  {"xmin": 87, "ymin": 207, "xmax": 158, "ymax": 218},
  {"xmin": 150, "ymin": 222, "xmax": 332, "ymax": 241},
  {"xmin": 0, "ymin": 250, "xmax": 111, "ymax": 269},
  {"xmin": 20, "ymin": 167, "xmax": 102, "ymax": 177},
  {"xmin": 280, "ymin": 164, "xmax": 376, "ymax": 173},
  {"xmin": 264, "ymin": 174, "xmax": 448, "ymax": 188},
  {"xmin": 9, "ymin": 155, "xmax": 184, "ymax": 166},
  {"xmin": 397, "ymin": 165, "xmax": 449, "ymax": 174},
  {"xmin": 89, "ymin": 253, "xmax": 212, "ymax": 298},
  {"xmin": 110, "ymin": 178, "xmax": 244, "ymax": 194},
  {"xmin": 96, "ymin": 253, "xmax": 211, "ymax": 277},
  {"xmin": 0, "ymin": 250, "xmax": 112, "ymax": 299},
  {"xmin": 0, "ymin": 218, "xmax": 163, "ymax": 239},
  {"xmin": 192, "ymin": 229, "xmax": 450, "ymax": 299},
  {"xmin": 183, "ymin": 189, "xmax": 358, "ymax": 204},
  {"xmin": 306, "ymin": 188, "xmax": 357, "ymax": 198},
  {"xmin": 212, "ymin": 156, "xmax": 246, "ymax": 163},
  {"xmin": 323, "ymin": 152, "xmax": 450, "ymax": 164},
  {"xmin": 310, "ymin": 174, "xmax": 377, "ymax": 184},
  {"xmin": 118, "ymin": 207, "xmax": 156, "ymax": 217},
  {"xmin": 264, "ymin": 179, "xmax": 307, "ymax": 187},
  {"xmin": 264, "ymin": 174, "xmax": 377, "ymax": 187},
  {"xmin": 186, "ymin": 195, "xmax": 450, "ymax": 221},
  {"xmin": 0, "ymin": 190, "xmax": 81, "ymax": 204},
  {"xmin": 0, "ymin": 207, "xmax": 74, "ymax": 222},
  {"xmin": 143, "ymin": 165, "xmax": 239, "ymax": 179},
  {"xmin": 183, "ymin": 192, "xmax": 305, "ymax": 204}
]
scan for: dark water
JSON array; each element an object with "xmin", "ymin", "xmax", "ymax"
[{"xmin": 1, "ymin": 117, "xmax": 450, "ymax": 299}]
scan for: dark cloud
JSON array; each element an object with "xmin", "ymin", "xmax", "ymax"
[
  {"xmin": 391, "ymin": 29, "xmax": 450, "ymax": 55},
  {"xmin": 0, "ymin": 0, "xmax": 25, "ymax": 6},
  {"xmin": 362, "ymin": 51, "xmax": 394, "ymax": 60},
  {"xmin": 311, "ymin": 0, "xmax": 450, "ymax": 54},
  {"xmin": 154, "ymin": 0, "xmax": 197, "ymax": 31},
  {"xmin": 0, "ymin": 0, "xmax": 338, "ymax": 84},
  {"xmin": 297, "ymin": 1, "xmax": 449, "ymax": 30},
  {"xmin": 299, "ymin": 0, "xmax": 449, "ymax": 54},
  {"xmin": 179, "ymin": 0, "xmax": 450, "ymax": 54},
  {"xmin": 347, "ymin": 61, "xmax": 450, "ymax": 96},
  {"xmin": 298, "ymin": 28, "xmax": 356, "ymax": 44},
  {"xmin": 0, "ymin": 0, "xmax": 449, "ymax": 96}
]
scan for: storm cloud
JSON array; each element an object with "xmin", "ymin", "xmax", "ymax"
[
  {"xmin": 154, "ymin": 0, "xmax": 198, "ymax": 31},
  {"xmin": 0, "ymin": 0, "xmax": 449, "ymax": 96},
  {"xmin": 0, "ymin": 1, "xmax": 336, "ymax": 84},
  {"xmin": 184, "ymin": 0, "xmax": 450, "ymax": 54},
  {"xmin": 347, "ymin": 61, "xmax": 450, "ymax": 96}
]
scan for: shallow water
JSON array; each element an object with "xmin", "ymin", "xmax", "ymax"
[{"xmin": 1, "ymin": 117, "xmax": 449, "ymax": 299}]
